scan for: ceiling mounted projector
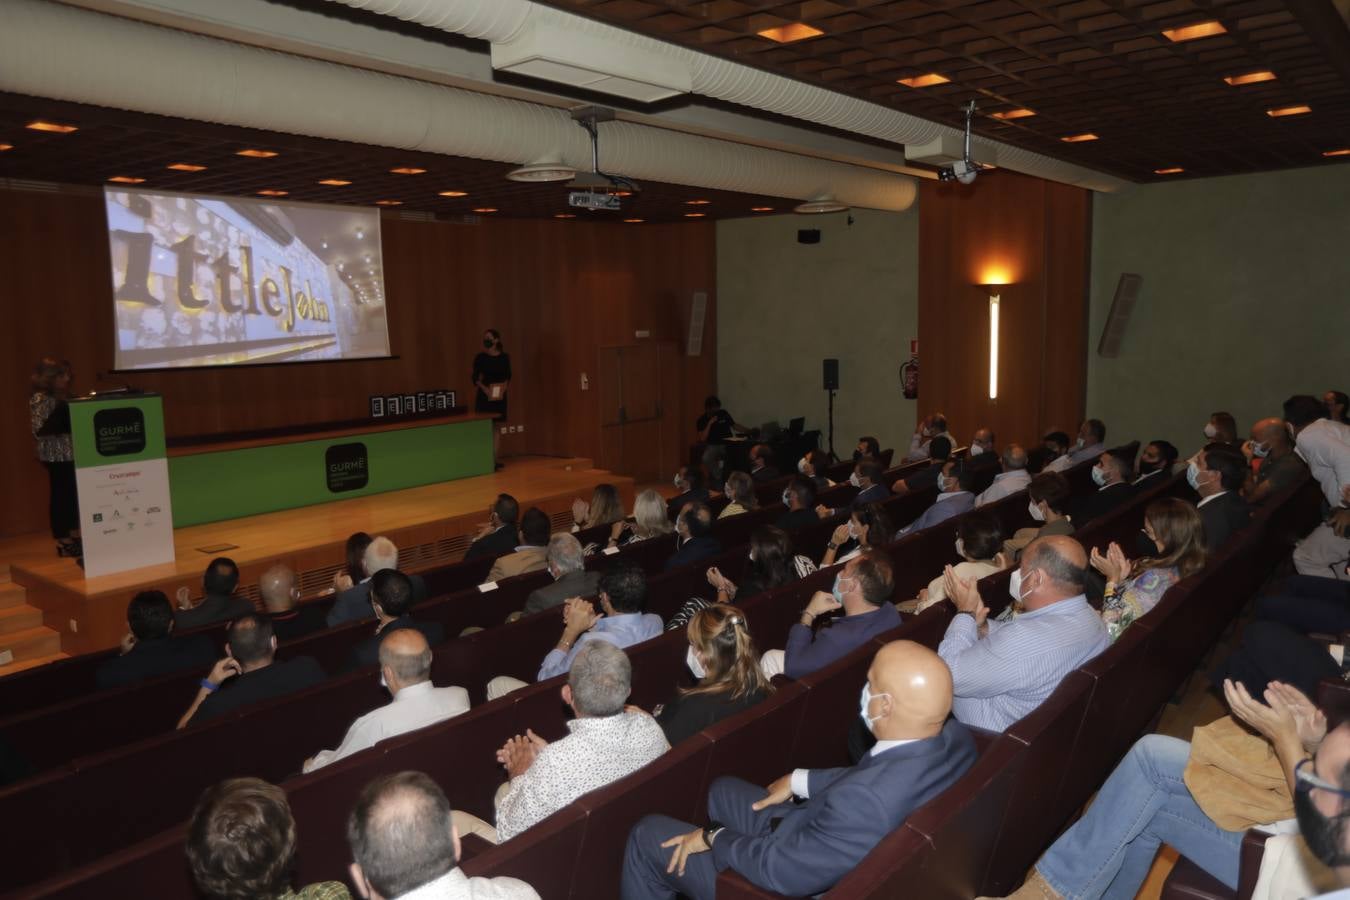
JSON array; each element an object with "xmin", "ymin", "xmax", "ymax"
[
  {"xmin": 938, "ymin": 100, "xmax": 988, "ymax": 186},
  {"xmin": 794, "ymin": 195, "xmax": 849, "ymax": 215},
  {"xmin": 506, "ymin": 159, "xmax": 577, "ymax": 183},
  {"xmin": 563, "ymin": 106, "xmax": 641, "ymax": 199}
]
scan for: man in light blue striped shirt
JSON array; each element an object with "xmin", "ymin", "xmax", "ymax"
[{"xmin": 938, "ymin": 535, "xmax": 1109, "ymax": 732}]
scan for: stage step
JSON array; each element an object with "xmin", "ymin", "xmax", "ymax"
[
  {"xmin": 0, "ymin": 581, "xmax": 25, "ymax": 608},
  {"xmin": 0, "ymin": 651, "xmax": 69, "ymax": 678},
  {"xmin": 0, "ymin": 625, "xmax": 62, "ymax": 668},
  {"xmin": 0, "ymin": 604, "xmax": 43, "ymax": 635}
]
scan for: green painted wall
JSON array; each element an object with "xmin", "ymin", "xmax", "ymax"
[
  {"xmin": 1086, "ymin": 164, "xmax": 1350, "ymax": 456},
  {"xmin": 168, "ymin": 418, "xmax": 494, "ymax": 526},
  {"xmin": 715, "ymin": 208, "xmax": 920, "ymax": 461}
]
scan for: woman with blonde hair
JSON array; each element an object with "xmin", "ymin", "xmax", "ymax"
[
  {"xmin": 571, "ymin": 482, "xmax": 624, "ymax": 532},
  {"xmin": 29, "ymin": 357, "xmax": 80, "ymax": 557},
  {"xmin": 1091, "ymin": 497, "xmax": 1207, "ymax": 641},
  {"xmin": 605, "ymin": 489, "xmax": 674, "ymax": 550},
  {"xmin": 717, "ymin": 471, "xmax": 758, "ymax": 519},
  {"xmin": 655, "ymin": 605, "xmax": 774, "ymax": 744}
]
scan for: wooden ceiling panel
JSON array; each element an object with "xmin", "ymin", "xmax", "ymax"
[{"xmin": 535, "ymin": 0, "xmax": 1350, "ymax": 180}]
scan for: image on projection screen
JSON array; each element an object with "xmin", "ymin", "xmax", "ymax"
[{"xmin": 105, "ymin": 188, "xmax": 391, "ymax": 369}]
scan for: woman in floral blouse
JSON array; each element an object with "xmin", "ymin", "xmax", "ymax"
[
  {"xmin": 1090, "ymin": 497, "xmax": 1207, "ymax": 641},
  {"xmin": 29, "ymin": 357, "xmax": 79, "ymax": 557}
]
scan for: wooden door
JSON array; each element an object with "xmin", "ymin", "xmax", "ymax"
[{"xmin": 595, "ymin": 342, "xmax": 675, "ymax": 482}]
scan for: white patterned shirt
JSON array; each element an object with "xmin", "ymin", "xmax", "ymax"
[
  {"xmin": 395, "ymin": 868, "xmax": 540, "ymax": 900},
  {"xmin": 939, "ymin": 595, "xmax": 1109, "ymax": 732},
  {"xmin": 304, "ymin": 681, "xmax": 470, "ymax": 772},
  {"xmin": 495, "ymin": 711, "xmax": 669, "ymax": 841}
]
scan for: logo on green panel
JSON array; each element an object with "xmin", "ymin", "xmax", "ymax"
[
  {"xmin": 94, "ymin": 408, "xmax": 146, "ymax": 456},
  {"xmin": 326, "ymin": 443, "xmax": 369, "ymax": 493}
]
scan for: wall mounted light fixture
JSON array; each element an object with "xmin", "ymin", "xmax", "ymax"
[{"xmin": 977, "ymin": 284, "xmax": 1008, "ymax": 400}]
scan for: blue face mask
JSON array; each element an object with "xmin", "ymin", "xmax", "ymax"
[
  {"xmin": 832, "ymin": 573, "xmax": 847, "ymax": 605},
  {"xmin": 1091, "ymin": 465, "xmax": 1107, "ymax": 487},
  {"xmin": 859, "ymin": 682, "xmax": 890, "ymax": 734},
  {"xmin": 1186, "ymin": 460, "xmax": 1201, "ymax": 490}
]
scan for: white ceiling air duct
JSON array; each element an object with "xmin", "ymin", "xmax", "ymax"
[
  {"xmin": 324, "ymin": 0, "xmax": 1130, "ymax": 192},
  {"xmin": 0, "ymin": 0, "xmax": 916, "ymax": 211}
]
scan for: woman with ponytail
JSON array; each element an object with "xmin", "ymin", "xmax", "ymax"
[{"xmin": 654, "ymin": 605, "xmax": 774, "ymax": 745}]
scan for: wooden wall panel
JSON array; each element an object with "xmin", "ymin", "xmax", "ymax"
[
  {"xmin": 0, "ymin": 188, "xmax": 716, "ymax": 537},
  {"xmin": 917, "ymin": 171, "xmax": 1091, "ymax": 451}
]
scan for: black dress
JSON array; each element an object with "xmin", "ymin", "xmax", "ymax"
[
  {"xmin": 472, "ymin": 351, "xmax": 512, "ymax": 421},
  {"xmin": 656, "ymin": 686, "xmax": 768, "ymax": 745}
]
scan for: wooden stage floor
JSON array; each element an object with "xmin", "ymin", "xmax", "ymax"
[{"xmin": 1, "ymin": 456, "xmax": 631, "ymax": 656}]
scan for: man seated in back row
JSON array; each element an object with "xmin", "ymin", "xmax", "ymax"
[
  {"xmin": 938, "ymin": 535, "xmax": 1110, "ymax": 731},
  {"xmin": 620, "ymin": 639, "xmax": 977, "ymax": 900},
  {"xmin": 1070, "ymin": 449, "xmax": 1133, "ymax": 526},
  {"xmin": 893, "ymin": 435, "xmax": 952, "ymax": 496},
  {"xmin": 775, "ymin": 476, "xmax": 820, "ymax": 531},
  {"xmin": 1191, "ymin": 443, "xmax": 1251, "ymax": 553},
  {"xmin": 975, "ymin": 444, "xmax": 1031, "ymax": 507},
  {"xmin": 897, "ymin": 460, "xmax": 974, "ymax": 537},
  {"xmin": 259, "ymin": 565, "xmax": 327, "ymax": 642},
  {"xmin": 96, "ymin": 590, "xmax": 217, "ymax": 690},
  {"xmin": 175, "ymin": 557, "xmax": 254, "ymax": 631},
  {"xmin": 665, "ymin": 503, "xmax": 721, "ymax": 572},
  {"xmin": 346, "ymin": 570, "xmax": 446, "ymax": 672},
  {"xmin": 327, "ymin": 537, "xmax": 428, "ymax": 628},
  {"xmin": 487, "ymin": 507, "xmax": 551, "ymax": 583}
]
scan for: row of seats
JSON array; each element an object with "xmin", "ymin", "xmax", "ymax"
[{"xmin": 4, "ymin": 449, "xmax": 1126, "ymax": 892}]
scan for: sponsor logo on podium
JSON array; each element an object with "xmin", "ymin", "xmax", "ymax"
[
  {"xmin": 326, "ymin": 442, "xmax": 369, "ymax": 493},
  {"xmin": 94, "ymin": 408, "xmax": 146, "ymax": 456}
]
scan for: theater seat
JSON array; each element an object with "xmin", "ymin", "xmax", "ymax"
[
  {"xmin": 460, "ymin": 805, "xmax": 587, "ymax": 900},
  {"xmin": 1160, "ymin": 831, "xmax": 1268, "ymax": 900}
]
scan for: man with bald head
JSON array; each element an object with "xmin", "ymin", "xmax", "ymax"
[
  {"xmin": 939, "ymin": 534, "xmax": 1109, "ymax": 731},
  {"xmin": 620, "ymin": 640, "xmax": 977, "ymax": 900},
  {"xmin": 259, "ymin": 565, "xmax": 326, "ymax": 642},
  {"xmin": 976, "ymin": 443, "xmax": 1031, "ymax": 507},
  {"xmin": 1244, "ymin": 416, "xmax": 1308, "ymax": 505},
  {"xmin": 305, "ymin": 629, "xmax": 468, "ymax": 772}
]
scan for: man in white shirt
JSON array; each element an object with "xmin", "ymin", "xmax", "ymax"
[
  {"xmin": 1286, "ymin": 395, "xmax": 1350, "ymax": 580},
  {"xmin": 305, "ymin": 630, "xmax": 469, "ymax": 772},
  {"xmin": 1067, "ymin": 418, "xmax": 1108, "ymax": 465},
  {"xmin": 906, "ymin": 413, "xmax": 954, "ymax": 462},
  {"xmin": 456, "ymin": 641, "xmax": 668, "ymax": 844},
  {"xmin": 347, "ymin": 771, "xmax": 540, "ymax": 900},
  {"xmin": 976, "ymin": 444, "xmax": 1031, "ymax": 507}
]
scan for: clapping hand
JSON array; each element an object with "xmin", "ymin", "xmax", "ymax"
[
  {"xmin": 176, "ymin": 586, "xmax": 193, "ymax": 611},
  {"xmin": 1222, "ymin": 678, "xmax": 1322, "ymax": 752},
  {"xmin": 1090, "ymin": 542, "xmax": 1132, "ymax": 583},
  {"xmin": 942, "ymin": 565, "xmax": 987, "ymax": 626},
  {"xmin": 815, "ymin": 503, "xmax": 832, "ymax": 519},
  {"xmin": 497, "ymin": 729, "xmax": 547, "ymax": 778},
  {"xmin": 571, "ymin": 498, "xmax": 590, "ymax": 524}
]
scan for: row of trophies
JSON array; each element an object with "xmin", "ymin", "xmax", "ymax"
[{"xmin": 369, "ymin": 390, "xmax": 457, "ymax": 419}]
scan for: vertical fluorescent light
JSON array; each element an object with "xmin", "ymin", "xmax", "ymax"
[{"xmin": 988, "ymin": 293, "xmax": 1001, "ymax": 400}]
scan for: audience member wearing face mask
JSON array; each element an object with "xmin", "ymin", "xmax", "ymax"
[
  {"xmin": 897, "ymin": 460, "xmax": 976, "ymax": 537},
  {"xmin": 1284, "ymin": 394, "xmax": 1350, "ymax": 581},
  {"xmin": 1202, "ymin": 410, "xmax": 1240, "ymax": 448},
  {"xmin": 1070, "ymin": 449, "xmax": 1134, "ymax": 526},
  {"xmin": 974, "ymin": 444, "xmax": 1030, "ymax": 507},
  {"xmin": 670, "ymin": 527, "xmax": 817, "ymax": 632},
  {"xmin": 1189, "ymin": 444, "xmax": 1252, "ymax": 553},
  {"xmin": 909, "ymin": 512, "xmax": 1003, "ymax": 614},
  {"xmin": 775, "ymin": 476, "xmax": 821, "ymax": 531},
  {"xmin": 650, "ymin": 605, "xmax": 773, "ymax": 746},
  {"xmin": 1091, "ymin": 498, "xmax": 1207, "ymax": 642},
  {"xmin": 1243, "ymin": 416, "xmax": 1309, "ymax": 505},
  {"xmin": 820, "ymin": 503, "xmax": 893, "ymax": 569},
  {"xmin": 893, "ymin": 436, "xmax": 952, "ymax": 496},
  {"xmin": 759, "ymin": 551, "xmax": 901, "ymax": 680},
  {"xmin": 816, "ymin": 460, "xmax": 888, "ymax": 519},
  {"xmin": 622, "ymin": 640, "xmax": 976, "ymax": 900},
  {"xmin": 664, "ymin": 503, "xmax": 721, "ymax": 573},
  {"xmin": 718, "ymin": 471, "xmax": 758, "ymax": 520},
  {"xmin": 906, "ymin": 414, "xmax": 953, "ymax": 462},
  {"xmin": 1001, "ymin": 473, "xmax": 1075, "ymax": 562},
  {"xmin": 797, "ymin": 450, "xmax": 835, "ymax": 491},
  {"xmin": 670, "ymin": 466, "xmax": 711, "ymax": 516},
  {"xmin": 1041, "ymin": 431, "xmax": 1074, "ymax": 473},
  {"xmin": 1133, "ymin": 440, "xmax": 1179, "ymax": 492}
]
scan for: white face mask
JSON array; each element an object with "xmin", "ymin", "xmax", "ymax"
[
  {"xmin": 954, "ymin": 537, "xmax": 966, "ymax": 558},
  {"xmin": 782, "ymin": 490, "xmax": 792, "ymax": 506},
  {"xmin": 859, "ymin": 682, "xmax": 890, "ymax": 734},
  {"xmin": 1028, "ymin": 500, "xmax": 1046, "ymax": 522},
  {"xmin": 968, "ymin": 444, "xmax": 985, "ymax": 457},
  {"xmin": 379, "ymin": 672, "xmax": 388, "ymax": 690},
  {"xmin": 673, "ymin": 473, "xmax": 684, "ymax": 489},
  {"xmin": 1009, "ymin": 568, "xmax": 1036, "ymax": 604},
  {"xmin": 1251, "ymin": 442, "xmax": 1270, "ymax": 459},
  {"xmin": 1075, "ymin": 437, "xmax": 1086, "ymax": 451},
  {"xmin": 797, "ymin": 457, "xmax": 810, "ymax": 475},
  {"xmin": 1091, "ymin": 465, "xmax": 1108, "ymax": 487},
  {"xmin": 847, "ymin": 520, "xmax": 859, "ymax": 540},
  {"xmin": 1203, "ymin": 423, "xmax": 1218, "ymax": 439},
  {"xmin": 849, "ymin": 471, "xmax": 862, "ymax": 488},
  {"xmin": 686, "ymin": 645, "xmax": 706, "ymax": 680}
]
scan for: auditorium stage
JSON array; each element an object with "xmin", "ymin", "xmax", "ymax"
[{"xmin": 0, "ymin": 456, "xmax": 633, "ymax": 659}]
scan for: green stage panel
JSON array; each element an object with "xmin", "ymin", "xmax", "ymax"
[{"xmin": 168, "ymin": 417, "xmax": 494, "ymax": 527}]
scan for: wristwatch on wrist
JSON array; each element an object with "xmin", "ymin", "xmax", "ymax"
[
  {"xmin": 703, "ymin": 822, "xmax": 724, "ymax": 847},
  {"xmin": 826, "ymin": 542, "xmax": 839, "ymax": 551}
]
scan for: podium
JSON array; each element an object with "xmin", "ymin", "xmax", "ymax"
[{"xmin": 70, "ymin": 393, "xmax": 176, "ymax": 578}]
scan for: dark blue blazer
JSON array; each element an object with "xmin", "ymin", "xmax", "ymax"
[{"xmin": 710, "ymin": 718, "xmax": 977, "ymax": 897}]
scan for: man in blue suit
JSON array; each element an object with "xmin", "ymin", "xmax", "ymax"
[{"xmin": 620, "ymin": 640, "xmax": 977, "ymax": 900}]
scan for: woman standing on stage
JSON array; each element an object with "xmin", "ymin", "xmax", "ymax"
[
  {"xmin": 29, "ymin": 357, "xmax": 80, "ymax": 557},
  {"xmin": 472, "ymin": 328, "xmax": 511, "ymax": 469}
]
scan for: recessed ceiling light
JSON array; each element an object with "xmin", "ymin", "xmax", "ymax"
[
  {"xmin": 389, "ymin": 167, "xmax": 427, "ymax": 175},
  {"xmin": 757, "ymin": 23, "xmax": 824, "ymax": 43},
  {"xmin": 1223, "ymin": 70, "xmax": 1276, "ymax": 86},
  {"xmin": 0, "ymin": 143, "xmax": 13, "ymax": 152},
  {"xmin": 623, "ymin": 218, "xmax": 644, "ymax": 223},
  {"xmin": 1154, "ymin": 167, "xmax": 1185, "ymax": 175},
  {"xmin": 237, "ymin": 149, "xmax": 278, "ymax": 158},
  {"xmin": 26, "ymin": 120, "xmax": 77, "ymax": 133},
  {"xmin": 1161, "ymin": 20, "xmax": 1227, "ymax": 42},
  {"xmin": 317, "ymin": 178, "xmax": 352, "ymax": 186},
  {"xmin": 684, "ymin": 199, "xmax": 711, "ymax": 206},
  {"xmin": 553, "ymin": 213, "xmax": 576, "ymax": 219},
  {"xmin": 897, "ymin": 73, "xmax": 950, "ymax": 88},
  {"xmin": 438, "ymin": 190, "xmax": 468, "ymax": 198},
  {"xmin": 684, "ymin": 212, "xmax": 707, "ymax": 218},
  {"xmin": 1061, "ymin": 133, "xmax": 1100, "ymax": 143},
  {"xmin": 167, "ymin": 163, "xmax": 207, "ymax": 172},
  {"xmin": 1266, "ymin": 105, "xmax": 1311, "ymax": 117},
  {"xmin": 108, "ymin": 176, "xmax": 145, "ymax": 184},
  {"xmin": 472, "ymin": 207, "xmax": 498, "ymax": 213},
  {"xmin": 375, "ymin": 199, "xmax": 403, "ymax": 206},
  {"xmin": 751, "ymin": 206, "xmax": 775, "ymax": 212},
  {"xmin": 257, "ymin": 189, "xmax": 289, "ymax": 196},
  {"xmin": 1323, "ymin": 148, "xmax": 1350, "ymax": 157},
  {"xmin": 991, "ymin": 108, "xmax": 1036, "ymax": 120}
]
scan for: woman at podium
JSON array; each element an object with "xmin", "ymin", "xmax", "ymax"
[
  {"xmin": 472, "ymin": 328, "xmax": 511, "ymax": 469},
  {"xmin": 29, "ymin": 357, "xmax": 80, "ymax": 557}
]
